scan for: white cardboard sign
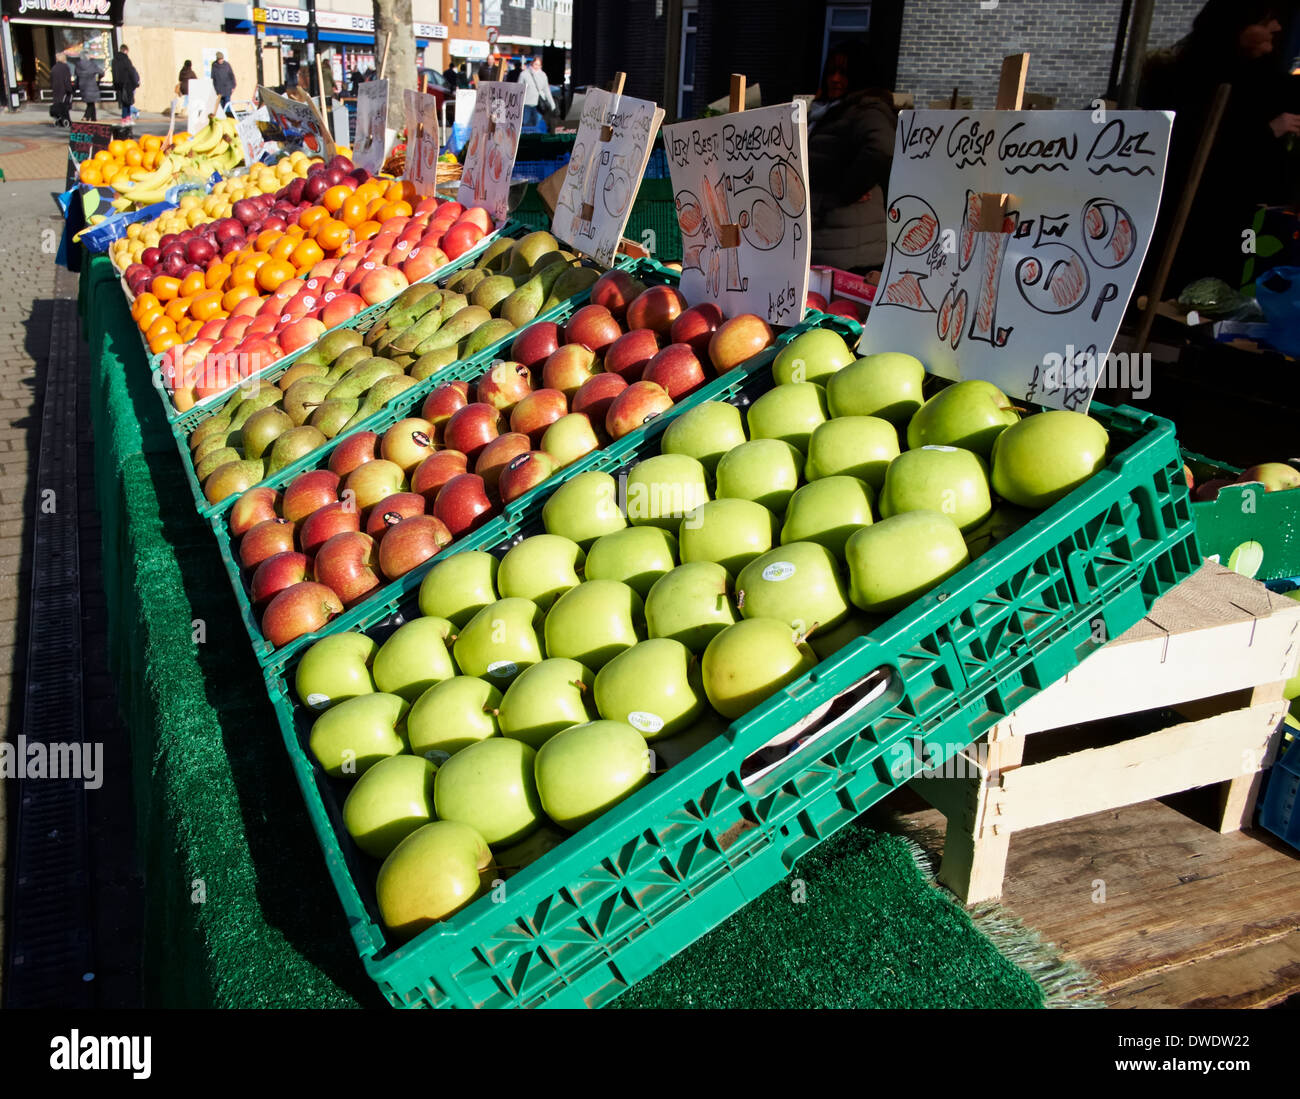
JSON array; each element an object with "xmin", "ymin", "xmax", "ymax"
[
  {"xmin": 552, "ymin": 88, "xmax": 665, "ymax": 268},
  {"xmin": 354, "ymin": 78, "xmax": 392, "ymax": 175},
  {"xmin": 458, "ymin": 82, "xmax": 525, "ymax": 223},
  {"xmin": 403, "ymin": 88, "xmax": 441, "ymax": 189},
  {"xmin": 187, "ymin": 77, "xmax": 217, "ymax": 135},
  {"xmin": 860, "ymin": 109, "xmax": 1173, "ymax": 410},
  {"xmin": 662, "ymin": 101, "xmax": 810, "ymax": 326},
  {"xmin": 259, "ymin": 87, "xmax": 336, "ymax": 160}
]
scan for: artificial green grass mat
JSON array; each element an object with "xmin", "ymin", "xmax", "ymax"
[{"xmin": 81, "ymin": 252, "xmax": 1044, "ymax": 1009}]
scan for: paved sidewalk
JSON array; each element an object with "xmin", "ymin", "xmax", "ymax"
[{"xmin": 0, "ymin": 106, "xmax": 173, "ymax": 182}]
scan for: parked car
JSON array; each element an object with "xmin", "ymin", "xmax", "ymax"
[{"xmin": 415, "ymin": 68, "xmax": 451, "ymax": 113}]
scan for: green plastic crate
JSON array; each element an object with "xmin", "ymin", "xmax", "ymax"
[
  {"xmin": 149, "ymin": 221, "xmax": 527, "ymax": 427},
  {"xmin": 1183, "ymin": 450, "xmax": 1300, "ymax": 581},
  {"xmin": 260, "ymin": 361, "xmax": 1200, "ymax": 1009},
  {"xmin": 207, "ymin": 259, "xmax": 714, "ymax": 666},
  {"xmin": 509, "ymin": 178, "xmax": 681, "ymax": 264}
]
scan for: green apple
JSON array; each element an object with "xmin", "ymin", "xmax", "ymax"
[
  {"xmin": 804, "ymin": 415, "xmax": 900, "ymax": 489},
  {"xmin": 780, "ymin": 476, "xmax": 874, "ymax": 558},
  {"xmin": 715, "ymin": 439, "xmax": 804, "ymax": 512},
  {"xmin": 342, "ymin": 754, "xmax": 437, "ymax": 859},
  {"xmin": 879, "ymin": 445, "xmax": 992, "ymax": 532},
  {"xmin": 624, "ymin": 453, "xmax": 710, "ymax": 531},
  {"xmin": 736, "ymin": 541, "xmax": 850, "ymax": 634},
  {"xmin": 498, "ymin": 657, "xmax": 597, "ymax": 748},
  {"xmin": 771, "ymin": 328, "xmax": 855, "ymax": 385},
  {"xmin": 407, "ymin": 675, "xmax": 502, "ymax": 760},
  {"xmin": 594, "ymin": 638, "xmax": 707, "ymax": 740},
  {"xmin": 826, "ymin": 352, "xmax": 926, "ymax": 424},
  {"xmin": 308, "ymin": 692, "xmax": 409, "ymax": 777},
  {"xmin": 990, "ymin": 410, "xmax": 1110, "ymax": 510},
  {"xmin": 541, "ymin": 470, "xmax": 628, "ymax": 547},
  {"xmin": 544, "ymin": 579, "xmax": 644, "ymax": 670},
  {"xmin": 418, "ymin": 551, "xmax": 499, "ymax": 627},
  {"xmin": 845, "ymin": 511, "xmax": 970, "ymax": 614},
  {"xmin": 372, "ymin": 616, "xmax": 457, "ymax": 701},
  {"xmin": 907, "ymin": 379, "xmax": 1019, "ymax": 457},
  {"xmin": 534, "ymin": 719, "xmax": 652, "ymax": 831},
  {"xmin": 660, "ymin": 401, "xmax": 748, "ymax": 474},
  {"xmin": 497, "ymin": 534, "xmax": 585, "ymax": 610},
  {"xmin": 585, "ymin": 525, "xmax": 679, "ymax": 597},
  {"xmin": 453, "ymin": 597, "xmax": 545, "ymax": 687},
  {"xmin": 645, "ymin": 561, "xmax": 738, "ymax": 653},
  {"xmin": 650, "ymin": 710, "xmax": 729, "ymax": 770},
  {"xmin": 494, "ymin": 823, "xmax": 568, "ymax": 877},
  {"xmin": 295, "ymin": 632, "xmax": 377, "ymax": 712},
  {"xmin": 806, "ymin": 612, "xmax": 878, "ymax": 661},
  {"xmin": 433, "ymin": 736, "xmax": 543, "ymax": 847},
  {"xmin": 701, "ymin": 617, "xmax": 818, "ymax": 719},
  {"xmin": 376, "ymin": 820, "xmax": 496, "ymax": 939},
  {"xmin": 678, "ymin": 497, "xmax": 778, "ymax": 577},
  {"xmin": 745, "ymin": 382, "xmax": 829, "ymax": 453}
]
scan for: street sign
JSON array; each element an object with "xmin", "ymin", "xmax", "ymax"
[
  {"xmin": 487, "ymin": 27, "xmax": 498, "ymax": 46},
  {"xmin": 252, "ymin": 7, "xmax": 267, "ymax": 23}
]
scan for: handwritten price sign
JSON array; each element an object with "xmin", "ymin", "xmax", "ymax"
[
  {"xmin": 458, "ymin": 82, "xmax": 524, "ymax": 224},
  {"xmin": 861, "ymin": 109, "xmax": 1172, "ymax": 410}
]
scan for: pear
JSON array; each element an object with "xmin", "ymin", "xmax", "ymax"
[
  {"xmin": 283, "ymin": 378, "xmax": 333, "ymax": 425},
  {"xmin": 363, "ymin": 320, "xmax": 389, "ymax": 348},
  {"xmin": 461, "ymin": 318, "xmax": 516, "ymax": 358},
  {"xmin": 541, "ymin": 266, "xmax": 601, "ymax": 312},
  {"xmin": 241, "ymin": 405, "xmax": 295, "ymax": 459},
  {"xmin": 325, "ymin": 345, "xmax": 373, "ymax": 380},
  {"xmin": 310, "ymin": 398, "xmax": 361, "ymax": 438},
  {"xmin": 277, "ymin": 359, "xmax": 329, "ymax": 391},
  {"xmin": 341, "ymin": 375, "xmax": 420, "ymax": 432},
  {"xmin": 500, "ymin": 261, "xmax": 569, "ymax": 328},
  {"xmin": 506, "ymin": 230, "xmax": 560, "ymax": 276},
  {"xmin": 410, "ymin": 346, "xmax": 460, "ymax": 381},
  {"xmin": 267, "ymin": 425, "xmax": 328, "ymax": 474},
  {"xmin": 227, "ymin": 386, "xmax": 282, "ymax": 430},
  {"xmin": 529, "ymin": 251, "xmax": 570, "ymax": 276},
  {"xmin": 314, "ymin": 327, "xmax": 365, "ymax": 364},
  {"xmin": 203, "ymin": 458, "xmax": 266, "ymax": 504},
  {"xmin": 474, "ymin": 236, "xmax": 515, "ymax": 272},
  {"xmin": 188, "ymin": 413, "xmax": 231, "ymax": 453},
  {"xmin": 446, "ymin": 268, "xmax": 487, "ymax": 295},
  {"xmin": 438, "ymin": 292, "xmax": 469, "ymax": 323},
  {"xmin": 195, "ymin": 445, "xmax": 243, "ymax": 483},
  {"xmin": 387, "ymin": 282, "xmax": 441, "ymax": 320},
  {"xmin": 193, "ymin": 430, "xmax": 236, "ymax": 465},
  {"xmin": 386, "ymin": 305, "xmax": 444, "ymax": 354},
  {"xmin": 327, "ymin": 357, "xmax": 403, "ymax": 401},
  {"xmin": 470, "ymin": 274, "xmax": 520, "ymax": 314},
  {"xmin": 414, "ymin": 305, "xmax": 492, "ymax": 355}
]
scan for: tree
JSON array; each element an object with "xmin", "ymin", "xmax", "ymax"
[{"xmin": 373, "ymin": 0, "xmax": 417, "ymax": 101}]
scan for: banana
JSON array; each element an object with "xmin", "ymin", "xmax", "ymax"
[{"xmin": 189, "ymin": 119, "xmax": 225, "ymax": 155}]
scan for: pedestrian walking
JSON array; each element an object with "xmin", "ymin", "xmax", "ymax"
[
  {"xmin": 520, "ymin": 56, "xmax": 555, "ymax": 132},
  {"xmin": 76, "ymin": 54, "xmax": 100, "ymax": 122},
  {"xmin": 50, "ymin": 52, "xmax": 74, "ymax": 128},
  {"xmin": 113, "ymin": 44, "xmax": 139, "ymax": 124},
  {"xmin": 211, "ymin": 51, "xmax": 236, "ymax": 109}
]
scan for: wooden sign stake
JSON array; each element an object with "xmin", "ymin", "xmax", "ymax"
[
  {"xmin": 496, "ymin": 58, "xmax": 507, "ymax": 82},
  {"xmin": 609, "ymin": 71, "xmax": 626, "ymax": 97},
  {"xmin": 978, "ymin": 53, "xmax": 1028, "ymax": 232},
  {"xmin": 316, "ymin": 55, "xmax": 332, "ymax": 140},
  {"xmin": 378, "ymin": 35, "xmax": 391, "ymax": 80},
  {"xmin": 713, "ymin": 73, "xmax": 747, "ymax": 248}
]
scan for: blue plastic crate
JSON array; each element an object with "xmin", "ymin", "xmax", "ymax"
[
  {"xmin": 1259, "ymin": 725, "xmax": 1300, "ymax": 850},
  {"xmin": 512, "ymin": 155, "xmax": 570, "ymax": 183}
]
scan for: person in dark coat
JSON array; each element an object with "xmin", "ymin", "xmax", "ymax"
[
  {"xmin": 50, "ymin": 53, "xmax": 74, "ymax": 128},
  {"xmin": 806, "ymin": 45, "xmax": 898, "ymax": 271},
  {"xmin": 113, "ymin": 44, "xmax": 139, "ymax": 123},
  {"xmin": 444, "ymin": 65, "xmax": 460, "ymax": 91},
  {"xmin": 211, "ymin": 51, "xmax": 236, "ymax": 108},
  {"xmin": 75, "ymin": 55, "xmax": 100, "ymax": 121},
  {"xmin": 178, "ymin": 60, "xmax": 196, "ymax": 98},
  {"xmin": 1139, "ymin": 0, "xmax": 1297, "ymax": 291}
]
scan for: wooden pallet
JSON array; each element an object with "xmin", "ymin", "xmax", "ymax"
[{"xmin": 910, "ymin": 561, "xmax": 1300, "ymax": 904}]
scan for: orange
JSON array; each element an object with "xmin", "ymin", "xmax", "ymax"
[
  {"xmin": 108, "ymin": 139, "xmax": 126, "ymax": 158},
  {"xmin": 165, "ymin": 295, "xmax": 194, "ymax": 323},
  {"xmin": 299, "ymin": 205, "xmax": 330, "ymax": 232},
  {"xmin": 222, "ymin": 284, "xmax": 258, "ymax": 310},
  {"xmin": 125, "ymin": 147, "xmax": 143, "ymax": 167},
  {"xmin": 205, "ymin": 262, "xmax": 232, "ymax": 290},
  {"xmin": 190, "ymin": 289, "xmax": 225, "ymax": 322},
  {"xmin": 228, "ymin": 263, "xmax": 260, "ymax": 288},
  {"xmin": 79, "ymin": 161, "xmax": 103, "ymax": 185},
  {"xmin": 131, "ymin": 291, "xmax": 161, "ymax": 321},
  {"xmin": 377, "ymin": 201, "xmax": 413, "ymax": 223},
  {"xmin": 366, "ymin": 196, "xmax": 387, "ymax": 218},
  {"xmin": 93, "ymin": 149, "xmax": 113, "ymax": 164},
  {"xmin": 339, "ymin": 193, "xmax": 369, "ymax": 229},
  {"xmin": 354, "ymin": 180, "xmax": 384, "ymax": 204},
  {"xmin": 322, "ymin": 184, "xmax": 354, "ymax": 213},
  {"xmin": 290, "ymin": 238, "xmax": 324, "ymax": 271},
  {"xmin": 353, "ymin": 220, "xmax": 382, "ymax": 241},
  {"xmin": 255, "ymin": 228, "xmax": 283, "ymax": 254},
  {"xmin": 285, "ymin": 223, "xmax": 305, "ymax": 240},
  {"xmin": 142, "ymin": 133, "xmax": 162, "ymax": 151},
  {"xmin": 245, "ymin": 252, "xmax": 271, "ymax": 271},
  {"xmin": 178, "ymin": 318, "xmax": 204, "ymax": 341},
  {"xmin": 151, "ymin": 275, "xmax": 181, "ymax": 302},
  {"xmin": 384, "ymin": 179, "xmax": 409, "ymax": 203},
  {"xmin": 179, "ymin": 270, "xmax": 206, "ymax": 299},
  {"xmin": 256, "ymin": 258, "xmax": 295, "ymax": 293},
  {"xmin": 315, "ymin": 218, "xmax": 350, "ymax": 252},
  {"xmin": 268, "ymin": 235, "xmax": 298, "ymax": 263},
  {"xmin": 149, "ymin": 332, "xmax": 179, "ymax": 355},
  {"xmin": 134, "ymin": 304, "xmax": 163, "ymax": 333},
  {"xmin": 146, "ymin": 315, "xmax": 176, "ymax": 342}
]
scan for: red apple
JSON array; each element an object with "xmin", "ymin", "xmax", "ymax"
[
  {"xmin": 510, "ymin": 321, "xmax": 561, "ymax": 372},
  {"xmin": 602, "ymin": 328, "xmax": 661, "ymax": 383},
  {"xmin": 509, "ymin": 388, "xmax": 568, "ymax": 446},
  {"xmin": 250, "ymin": 550, "xmax": 310, "ymax": 608},
  {"xmin": 377, "ymin": 514, "xmax": 453, "ymax": 579},
  {"xmin": 476, "ymin": 360, "xmax": 533, "ymax": 413},
  {"xmin": 541, "ymin": 344, "xmax": 597, "ymax": 396},
  {"xmin": 443, "ymin": 403, "xmax": 505, "ymax": 463},
  {"xmin": 282, "ymin": 469, "xmax": 341, "ymax": 523},
  {"xmin": 421, "ymin": 380, "xmax": 472, "ymax": 438},
  {"xmin": 442, "ymin": 221, "xmax": 485, "ymax": 260},
  {"xmin": 589, "ymin": 269, "xmax": 647, "ymax": 320},
  {"xmin": 433, "ymin": 473, "xmax": 494, "ymax": 537},
  {"xmin": 379, "ymin": 417, "xmax": 438, "ymax": 474},
  {"xmin": 298, "ymin": 499, "xmax": 362, "ymax": 556},
  {"xmin": 643, "ymin": 342, "xmax": 707, "ymax": 400},
  {"xmin": 240, "ymin": 517, "xmax": 298, "ymax": 570},
  {"xmin": 571, "ymin": 372, "xmax": 629, "ymax": 429},
  {"xmin": 262, "ymin": 581, "xmax": 343, "ymax": 648},
  {"xmin": 279, "ymin": 316, "xmax": 327, "ymax": 354},
  {"xmin": 364, "ymin": 492, "xmax": 427, "ymax": 542},
  {"xmin": 314, "ymin": 530, "xmax": 382, "ymax": 607},
  {"xmin": 626, "ymin": 284, "xmax": 687, "ymax": 337},
  {"xmin": 343, "ymin": 459, "xmax": 406, "ymax": 511},
  {"xmin": 805, "ymin": 291, "xmax": 828, "ymax": 312},
  {"xmin": 458, "ymin": 206, "xmax": 494, "ymax": 235},
  {"xmin": 474, "ymin": 432, "xmax": 532, "ymax": 496},
  {"xmin": 499, "ymin": 450, "xmax": 558, "ymax": 505},
  {"xmin": 564, "ymin": 304, "xmax": 623, "ymax": 355},
  {"xmin": 670, "ymin": 302, "xmax": 724, "ymax": 358},
  {"xmin": 707, "ymin": 314, "xmax": 775, "ymax": 372},
  {"xmin": 229, "ymin": 486, "xmax": 281, "ymax": 538},
  {"xmin": 328, "ymin": 431, "xmax": 379, "ymax": 478},
  {"xmin": 401, "ymin": 245, "xmax": 450, "ymax": 283},
  {"xmin": 606, "ymin": 380, "xmax": 674, "ymax": 440},
  {"xmin": 411, "ymin": 449, "xmax": 469, "ymax": 506},
  {"xmin": 826, "ymin": 299, "xmax": 862, "ymax": 322},
  {"xmin": 320, "ymin": 292, "xmax": 365, "ymax": 328}
]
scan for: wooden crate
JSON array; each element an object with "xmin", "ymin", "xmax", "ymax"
[{"xmin": 910, "ymin": 561, "xmax": 1300, "ymax": 904}]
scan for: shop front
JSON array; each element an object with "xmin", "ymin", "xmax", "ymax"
[{"xmin": 1, "ymin": 0, "xmax": 124, "ymax": 107}]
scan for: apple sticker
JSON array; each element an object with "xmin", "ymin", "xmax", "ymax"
[
  {"xmin": 627, "ymin": 711, "xmax": 665, "ymax": 735},
  {"xmin": 306, "ymin": 692, "xmax": 331, "ymax": 710},
  {"xmin": 487, "ymin": 660, "xmax": 519, "ymax": 678},
  {"xmin": 762, "ymin": 562, "xmax": 797, "ymax": 582}
]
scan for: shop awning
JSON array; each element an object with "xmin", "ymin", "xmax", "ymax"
[{"xmin": 227, "ymin": 20, "xmax": 429, "ymax": 48}]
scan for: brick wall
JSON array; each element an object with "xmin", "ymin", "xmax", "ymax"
[{"xmin": 895, "ymin": 0, "xmax": 1205, "ymax": 109}]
